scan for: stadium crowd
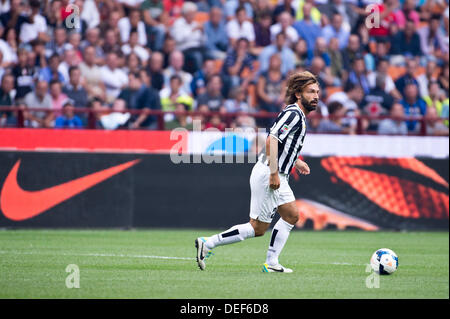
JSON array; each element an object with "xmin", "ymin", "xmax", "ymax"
[{"xmin": 0, "ymin": 0, "xmax": 448, "ymax": 135}]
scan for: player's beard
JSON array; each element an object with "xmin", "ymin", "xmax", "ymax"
[{"xmin": 300, "ymin": 94, "xmax": 318, "ymax": 112}]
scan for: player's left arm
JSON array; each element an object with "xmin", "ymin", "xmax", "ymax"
[{"xmin": 295, "ymin": 158, "xmax": 310, "ymax": 175}]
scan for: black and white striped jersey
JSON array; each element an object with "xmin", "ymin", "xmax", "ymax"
[{"xmin": 259, "ymin": 103, "xmax": 307, "ymax": 175}]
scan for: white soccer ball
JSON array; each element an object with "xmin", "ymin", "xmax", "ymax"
[{"xmin": 370, "ymin": 248, "xmax": 398, "ymax": 275}]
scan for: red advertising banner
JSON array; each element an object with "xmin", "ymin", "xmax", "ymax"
[{"xmin": 0, "ymin": 128, "xmax": 186, "ymax": 153}]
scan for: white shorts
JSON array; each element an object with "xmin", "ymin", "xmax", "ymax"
[{"xmin": 249, "ymin": 161, "xmax": 296, "ymax": 223}]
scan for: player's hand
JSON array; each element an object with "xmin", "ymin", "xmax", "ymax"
[
  {"xmin": 295, "ymin": 160, "xmax": 310, "ymax": 175},
  {"xmin": 269, "ymin": 173, "xmax": 280, "ymax": 190}
]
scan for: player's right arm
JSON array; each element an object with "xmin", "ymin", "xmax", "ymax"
[{"xmin": 266, "ymin": 135, "xmax": 280, "ymax": 190}]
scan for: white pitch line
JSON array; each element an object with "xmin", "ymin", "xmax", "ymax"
[{"xmin": 0, "ymin": 250, "xmax": 195, "ymax": 261}]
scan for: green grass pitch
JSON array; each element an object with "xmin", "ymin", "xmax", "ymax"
[{"xmin": 0, "ymin": 229, "xmax": 448, "ymax": 299}]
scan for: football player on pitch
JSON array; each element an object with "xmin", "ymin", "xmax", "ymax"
[{"xmin": 196, "ymin": 71, "xmax": 320, "ymax": 273}]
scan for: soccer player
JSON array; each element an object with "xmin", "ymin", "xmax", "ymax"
[{"xmin": 195, "ymin": 71, "xmax": 320, "ymax": 272}]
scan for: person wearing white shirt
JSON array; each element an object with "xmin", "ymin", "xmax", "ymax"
[
  {"xmin": 170, "ymin": 2, "xmax": 206, "ymax": 73},
  {"xmin": 226, "ymin": 5, "xmax": 255, "ymax": 47},
  {"xmin": 19, "ymin": 0, "xmax": 47, "ymax": 44},
  {"xmin": 163, "ymin": 50, "xmax": 193, "ymax": 95},
  {"xmin": 118, "ymin": 8, "xmax": 147, "ymax": 46},
  {"xmin": 270, "ymin": 11, "xmax": 298, "ymax": 48},
  {"xmin": 121, "ymin": 30, "xmax": 150, "ymax": 65},
  {"xmin": 100, "ymin": 52, "xmax": 129, "ymax": 103}
]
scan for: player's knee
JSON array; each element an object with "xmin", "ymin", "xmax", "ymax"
[{"xmin": 284, "ymin": 213, "xmax": 299, "ymax": 225}]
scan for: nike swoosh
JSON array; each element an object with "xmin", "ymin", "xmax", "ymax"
[
  {"xmin": 267, "ymin": 266, "xmax": 284, "ymax": 272},
  {"xmin": 0, "ymin": 159, "xmax": 140, "ymax": 221}
]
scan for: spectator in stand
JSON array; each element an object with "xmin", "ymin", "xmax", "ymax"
[
  {"xmin": 395, "ymin": 57, "xmax": 420, "ymax": 97},
  {"xmin": 147, "ymin": 51, "xmax": 165, "ymax": 91},
  {"xmin": 19, "ymin": 0, "xmax": 48, "ymax": 44},
  {"xmin": 45, "ymin": 26, "xmax": 67, "ymax": 58},
  {"xmin": 100, "ymin": 52, "xmax": 128, "ymax": 104},
  {"xmin": 400, "ymin": 83, "xmax": 427, "ymax": 132},
  {"xmin": 367, "ymin": 58, "xmax": 402, "ymax": 100},
  {"xmin": 0, "ymin": 0, "xmax": 31, "ymax": 37},
  {"xmin": 313, "ymin": 37, "xmax": 331, "ymax": 67},
  {"xmin": 319, "ymin": 0, "xmax": 357, "ymax": 33},
  {"xmin": 310, "ymin": 56, "xmax": 335, "ymax": 88},
  {"xmin": 99, "ymin": 9, "xmax": 121, "ymax": 38},
  {"xmin": 163, "ymin": 50, "xmax": 193, "ymax": 95},
  {"xmin": 224, "ymin": 0, "xmax": 254, "ymax": 21},
  {"xmin": 141, "ymin": 0, "xmax": 167, "ymax": 52},
  {"xmin": 377, "ymin": 102, "xmax": 409, "ymax": 135},
  {"xmin": 321, "ymin": 13, "xmax": 350, "ymax": 50},
  {"xmin": 270, "ymin": 11, "xmax": 299, "ymax": 47},
  {"xmin": 328, "ymin": 37, "xmax": 346, "ymax": 83},
  {"xmin": 423, "ymin": 80, "xmax": 449, "ymax": 118},
  {"xmin": 390, "ymin": 19, "xmax": 422, "ymax": 57},
  {"xmin": 341, "ymin": 34, "xmax": 363, "ymax": 71},
  {"xmin": 196, "ymin": 74, "xmax": 224, "ymax": 111},
  {"xmin": 221, "ymin": 37, "xmax": 254, "ymax": 89},
  {"xmin": 124, "ymin": 51, "xmax": 142, "ymax": 74},
  {"xmin": 58, "ymin": 48, "xmax": 81, "ymax": 84},
  {"xmin": 438, "ymin": 62, "xmax": 449, "ymax": 93},
  {"xmin": 191, "ymin": 58, "xmax": 217, "ymax": 98},
  {"xmin": 170, "ymin": 1, "xmax": 207, "ymax": 74},
  {"xmin": 272, "ymin": 0, "xmax": 296, "ymax": 22},
  {"xmin": 165, "ymin": 101, "xmax": 194, "ymax": 130},
  {"xmin": 398, "ymin": 0, "xmax": 421, "ymax": 28},
  {"xmin": 38, "ymin": 53, "xmax": 65, "ymax": 84},
  {"xmin": 101, "ymin": 28, "xmax": 122, "ymax": 58},
  {"xmin": 416, "ymin": 59, "xmax": 439, "ymax": 98},
  {"xmin": 49, "ymin": 80, "xmax": 68, "ymax": 117},
  {"xmin": 252, "ymin": 11, "xmax": 272, "ymax": 55},
  {"xmin": 258, "ymin": 32, "xmax": 295, "ymax": 77},
  {"xmin": 0, "ymin": 28, "xmax": 18, "ymax": 68},
  {"xmin": 418, "ymin": 14, "xmax": 448, "ymax": 61},
  {"xmin": 0, "ymin": 73, "xmax": 14, "ymax": 126},
  {"xmin": 54, "ymin": 100, "xmax": 84, "ymax": 129},
  {"xmin": 118, "ymin": 72, "xmax": 161, "ymax": 129},
  {"xmin": 422, "ymin": 105, "xmax": 449, "ymax": 136},
  {"xmin": 160, "ymin": 74, "xmax": 194, "ymax": 123},
  {"xmin": 224, "ymin": 85, "xmax": 253, "ymax": 113},
  {"xmin": 256, "ymin": 53, "xmax": 286, "ymax": 114},
  {"xmin": 62, "ymin": 66, "xmax": 88, "ymax": 108},
  {"xmin": 79, "ymin": 45, "xmax": 106, "ymax": 101},
  {"xmin": 12, "ymin": 48, "xmax": 36, "ymax": 100},
  {"xmin": 346, "ymin": 55, "xmax": 370, "ymax": 94},
  {"xmin": 292, "ymin": 1, "xmax": 321, "ymax": 55},
  {"xmin": 316, "ymin": 101, "xmax": 349, "ymax": 134},
  {"xmin": 293, "ymin": 38, "xmax": 312, "ymax": 68},
  {"xmin": 295, "ymin": 0, "xmax": 321, "ymax": 25},
  {"xmin": 361, "ymin": 74, "xmax": 395, "ymax": 131},
  {"xmin": 226, "ymin": 5, "xmax": 255, "ymax": 48},
  {"xmin": 204, "ymin": 111, "xmax": 226, "ymax": 131},
  {"xmin": 23, "ymin": 80, "xmax": 53, "ymax": 128},
  {"xmin": 204, "ymin": 6, "xmax": 229, "ymax": 60},
  {"xmin": 118, "ymin": 8, "xmax": 147, "ymax": 47},
  {"xmin": 121, "ymin": 30, "xmax": 150, "ymax": 66}
]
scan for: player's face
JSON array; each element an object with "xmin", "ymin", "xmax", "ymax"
[{"xmin": 299, "ymin": 83, "xmax": 320, "ymax": 112}]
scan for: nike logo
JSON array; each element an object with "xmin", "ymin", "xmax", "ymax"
[{"xmin": 0, "ymin": 159, "xmax": 140, "ymax": 221}]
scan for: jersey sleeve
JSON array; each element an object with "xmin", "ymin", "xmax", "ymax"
[{"xmin": 269, "ymin": 110, "xmax": 301, "ymax": 143}]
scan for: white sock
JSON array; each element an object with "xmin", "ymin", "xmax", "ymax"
[
  {"xmin": 266, "ymin": 218, "xmax": 294, "ymax": 266},
  {"xmin": 205, "ymin": 222, "xmax": 255, "ymax": 250}
]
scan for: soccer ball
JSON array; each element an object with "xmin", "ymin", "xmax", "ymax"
[{"xmin": 370, "ymin": 248, "xmax": 398, "ymax": 275}]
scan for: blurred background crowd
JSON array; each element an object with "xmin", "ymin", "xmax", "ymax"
[{"xmin": 0, "ymin": 0, "xmax": 448, "ymax": 135}]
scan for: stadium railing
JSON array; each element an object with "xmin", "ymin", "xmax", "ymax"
[{"xmin": 0, "ymin": 105, "xmax": 448, "ymax": 136}]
